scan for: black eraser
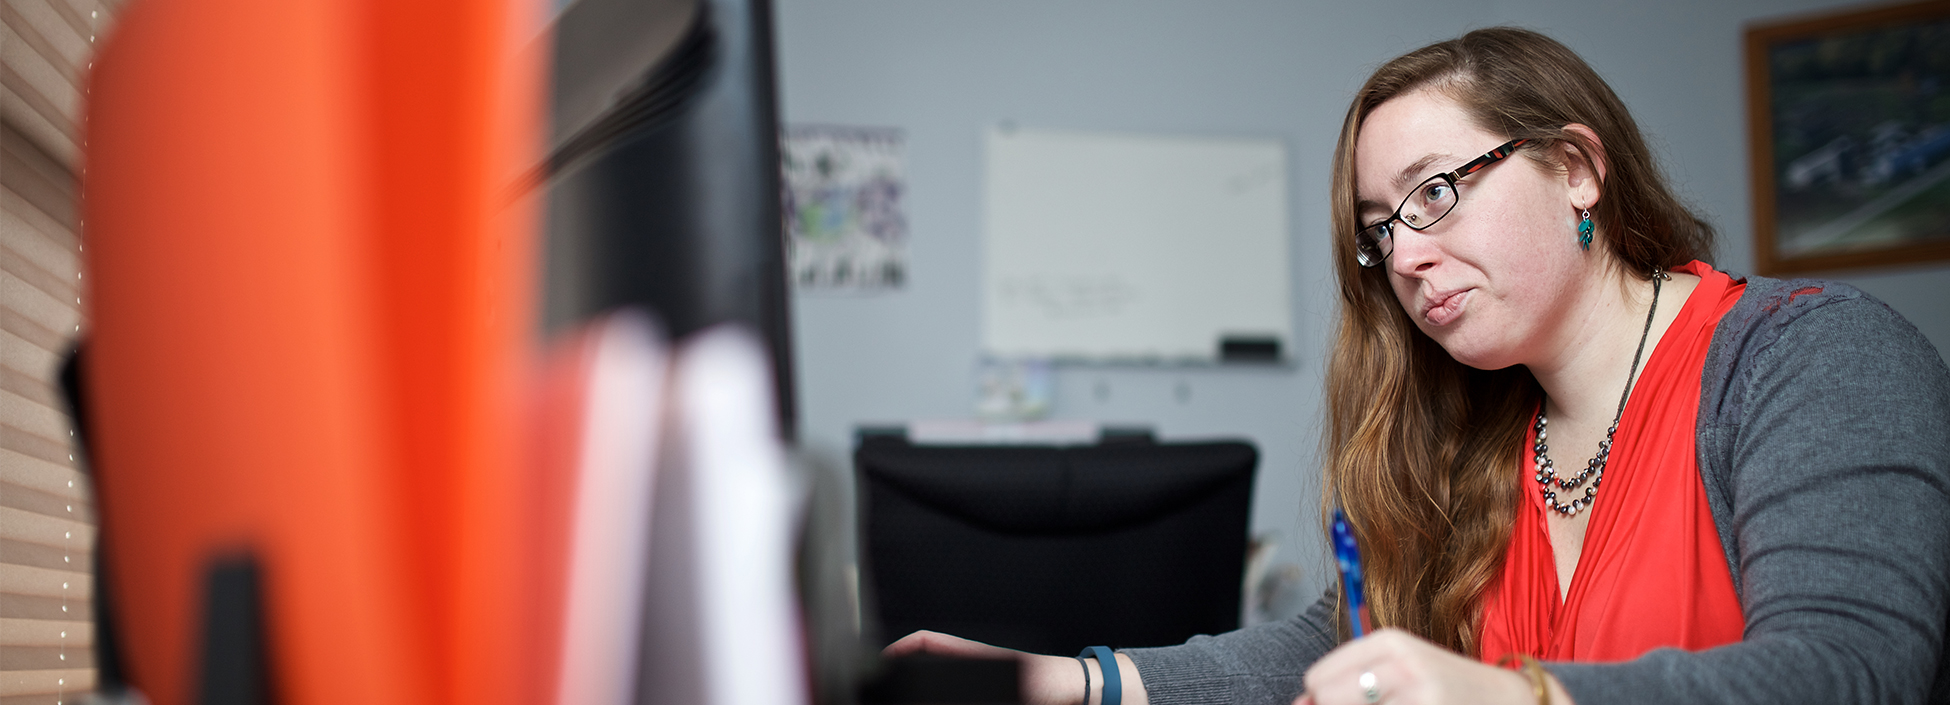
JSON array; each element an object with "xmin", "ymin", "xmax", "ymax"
[{"xmin": 1219, "ymin": 336, "xmax": 1281, "ymax": 362}]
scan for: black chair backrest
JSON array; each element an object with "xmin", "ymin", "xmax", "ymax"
[{"xmin": 856, "ymin": 436, "xmax": 1256, "ymax": 655}]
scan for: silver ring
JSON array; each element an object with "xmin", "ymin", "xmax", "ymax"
[{"xmin": 1359, "ymin": 671, "xmax": 1380, "ymax": 704}]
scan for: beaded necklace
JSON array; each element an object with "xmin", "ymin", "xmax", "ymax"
[{"xmin": 1533, "ymin": 268, "xmax": 1668, "ymax": 516}]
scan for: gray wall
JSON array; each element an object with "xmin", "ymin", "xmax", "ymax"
[{"xmin": 773, "ymin": 0, "xmax": 1950, "ymax": 623}]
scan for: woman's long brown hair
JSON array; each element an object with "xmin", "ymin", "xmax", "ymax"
[{"xmin": 1323, "ymin": 28, "xmax": 1714, "ymax": 655}]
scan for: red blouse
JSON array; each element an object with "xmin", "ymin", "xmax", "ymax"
[{"xmin": 1477, "ymin": 261, "xmax": 1746, "ymax": 662}]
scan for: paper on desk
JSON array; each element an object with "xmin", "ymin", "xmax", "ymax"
[
  {"xmin": 551, "ymin": 312, "xmax": 668, "ymax": 705},
  {"xmin": 639, "ymin": 325, "xmax": 809, "ymax": 705}
]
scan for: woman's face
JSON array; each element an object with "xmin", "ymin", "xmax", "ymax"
[{"xmin": 1353, "ymin": 88, "xmax": 1594, "ymax": 371}]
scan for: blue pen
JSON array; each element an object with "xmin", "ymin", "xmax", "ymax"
[{"xmin": 1330, "ymin": 508, "xmax": 1372, "ymax": 638}]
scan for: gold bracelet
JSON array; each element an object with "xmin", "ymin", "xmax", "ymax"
[{"xmin": 1496, "ymin": 654, "xmax": 1550, "ymax": 705}]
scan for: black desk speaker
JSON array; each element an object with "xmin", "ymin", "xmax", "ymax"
[{"xmin": 857, "ymin": 436, "xmax": 1256, "ymax": 655}]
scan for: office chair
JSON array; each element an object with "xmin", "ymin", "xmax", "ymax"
[{"xmin": 856, "ymin": 435, "xmax": 1256, "ymax": 655}]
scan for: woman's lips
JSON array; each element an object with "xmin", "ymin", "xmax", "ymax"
[{"xmin": 1423, "ymin": 289, "xmax": 1470, "ymax": 326}]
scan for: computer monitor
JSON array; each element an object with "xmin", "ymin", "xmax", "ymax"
[{"xmin": 542, "ymin": 0, "xmax": 798, "ymax": 441}]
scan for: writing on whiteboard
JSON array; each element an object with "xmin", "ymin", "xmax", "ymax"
[{"xmin": 995, "ymin": 274, "xmax": 1142, "ymax": 320}]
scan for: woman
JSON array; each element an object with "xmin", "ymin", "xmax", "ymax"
[{"xmin": 889, "ymin": 27, "xmax": 1950, "ymax": 705}]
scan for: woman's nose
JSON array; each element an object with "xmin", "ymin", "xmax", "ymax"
[{"xmin": 1387, "ymin": 224, "xmax": 1440, "ymax": 275}]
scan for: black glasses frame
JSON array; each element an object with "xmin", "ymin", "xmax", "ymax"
[{"xmin": 1354, "ymin": 138, "xmax": 1532, "ymax": 268}]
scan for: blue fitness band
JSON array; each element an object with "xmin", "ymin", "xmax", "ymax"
[{"xmin": 1079, "ymin": 646, "xmax": 1121, "ymax": 705}]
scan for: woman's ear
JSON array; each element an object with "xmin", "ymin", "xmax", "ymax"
[{"xmin": 1557, "ymin": 123, "xmax": 1606, "ymax": 210}]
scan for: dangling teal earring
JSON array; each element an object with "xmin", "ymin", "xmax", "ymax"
[{"xmin": 1577, "ymin": 208, "xmax": 1594, "ymax": 251}]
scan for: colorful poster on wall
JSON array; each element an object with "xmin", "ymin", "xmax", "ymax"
[{"xmin": 781, "ymin": 125, "xmax": 908, "ymax": 290}]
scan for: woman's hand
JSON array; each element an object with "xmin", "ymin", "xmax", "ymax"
[
  {"xmin": 882, "ymin": 630, "xmax": 1090, "ymax": 705},
  {"xmin": 883, "ymin": 629, "xmax": 1024, "ymax": 661},
  {"xmin": 1293, "ymin": 629, "xmax": 1564, "ymax": 705}
]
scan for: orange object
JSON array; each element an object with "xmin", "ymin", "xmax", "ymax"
[{"xmin": 82, "ymin": 0, "xmax": 545, "ymax": 703}]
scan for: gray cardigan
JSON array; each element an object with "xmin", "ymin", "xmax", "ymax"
[{"xmin": 1123, "ymin": 272, "xmax": 1950, "ymax": 705}]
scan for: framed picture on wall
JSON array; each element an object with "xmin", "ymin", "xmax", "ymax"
[{"xmin": 1746, "ymin": 0, "xmax": 1950, "ymax": 275}]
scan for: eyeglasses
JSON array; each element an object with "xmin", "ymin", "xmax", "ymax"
[{"xmin": 1354, "ymin": 138, "xmax": 1530, "ymax": 268}]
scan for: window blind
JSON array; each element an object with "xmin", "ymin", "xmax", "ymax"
[{"xmin": 1, "ymin": 1, "xmax": 118, "ymax": 703}]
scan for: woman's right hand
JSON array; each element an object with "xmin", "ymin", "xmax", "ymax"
[{"xmin": 882, "ymin": 631, "xmax": 1090, "ymax": 705}]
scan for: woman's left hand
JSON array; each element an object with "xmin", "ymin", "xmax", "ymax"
[{"xmin": 1293, "ymin": 628, "xmax": 1550, "ymax": 705}]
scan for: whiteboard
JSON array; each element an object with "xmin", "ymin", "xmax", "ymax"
[{"xmin": 981, "ymin": 126, "xmax": 1292, "ymax": 362}]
